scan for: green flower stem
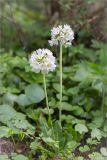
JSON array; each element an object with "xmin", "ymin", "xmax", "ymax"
[
  {"xmin": 43, "ymin": 73, "xmax": 51, "ymax": 125},
  {"xmin": 59, "ymin": 44, "xmax": 63, "ymax": 126},
  {"xmin": 102, "ymin": 83, "xmax": 106, "ymax": 120}
]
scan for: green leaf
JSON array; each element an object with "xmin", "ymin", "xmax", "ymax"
[
  {"xmin": 53, "ymin": 83, "xmax": 60, "ymax": 92},
  {"xmin": 67, "ymin": 87, "xmax": 79, "ymax": 95},
  {"xmin": 0, "ymin": 155, "xmax": 10, "ymax": 160},
  {"xmin": 61, "ymin": 115, "xmax": 74, "ymax": 123},
  {"xmin": 88, "ymin": 152, "xmax": 103, "ymax": 160},
  {"xmin": 57, "ymin": 102, "xmax": 72, "ymax": 111},
  {"xmin": 16, "ymin": 94, "xmax": 32, "ymax": 106},
  {"xmin": 70, "ymin": 105, "xmax": 84, "ymax": 116},
  {"xmin": 92, "ymin": 80, "xmax": 103, "ymax": 92},
  {"xmin": 25, "ymin": 84, "xmax": 45, "ymax": 103},
  {"xmin": 91, "ymin": 40, "xmax": 103, "ymax": 49},
  {"xmin": 75, "ymin": 124, "xmax": 88, "ymax": 134},
  {"xmin": 77, "ymin": 157, "xmax": 84, "ymax": 160},
  {"xmin": 99, "ymin": 47, "xmax": 107, "ymax": 66},
  {"xmin": 11, "ymin": 154, "xmax": 28, "ymax": 160},
  {"xmin": 79, "ymin": 145, "xmax": 90, "ymax": 153},
  {"xmin": 42, "ymin": 108, "xmax": 54, "ymax": 115},
  {"xmin": 87, "ymin": 138, "xmax": 99, "ymax": 145},
  {"xmin": 30, "ymin": 140, "xmax": 53, "ymax": 156},
  {"xmin": 57, "ymin": 102, "xmax": 84, "ymax": 115},
  {"xmin": 3, "ymin": 93, "xmax": 17, "ymax": 106},
  {"xmin": 18, "ymin": 72, "xmax": 43, "ymax": 83},
  {"xmin": 65, "ymin": 140, "xmax": 78, "ymax": 152},
  {"xmin": 0, "ymin": 104, "xmax": 16, "ymax": 123},
  {"xmin": 42, "ymin": 137, "xmax": 59, "ymax": 149},
  {"xmin": 100, "ymin": 147, "xmax": 107, "ymax": 157},
  {"xmin": 73, "ymin": 65, "xmax": 92, "ymax": 82},
  {"xmin": 0, "ymin": 126, "xmax": 11, "ymax": 138},
  {"xmin": 53, "ymin": 83, "xmax": 65, "ymax": 94},
  {"xmin": 91, "ymin": 129, "xmax": 102, "ymax": 140},
  {"xmin": 0, "ymin": 104, "xmax": 35, "ymax": 135},
  {"xmin": 26, "ymin": 108, "xmax": 42, "ymax": 121}
]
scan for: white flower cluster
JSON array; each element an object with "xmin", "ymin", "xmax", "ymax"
[
  {"xmin": 29, "ymin": 49, "xmax": 56, "ymax": 73},
  {"xmin": 49, "ymin": 24, "xmax": 74, "ymax": 47}
]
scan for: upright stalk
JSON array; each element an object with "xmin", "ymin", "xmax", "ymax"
[
  {"xmin": 43, "ymin": 73, "xmax": 51, "ymax": 125},
  {"xmin": 59, "ymin": 44, "xmax": 63, "ymax": 126},
  {"xmin": 102, "ymin": 83, "xmax": 106, "ymax": 120}
]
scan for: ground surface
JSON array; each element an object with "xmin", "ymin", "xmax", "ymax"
[{"xmin": 0, "ymin": 138, "xmax": 107, "ymax": 159}]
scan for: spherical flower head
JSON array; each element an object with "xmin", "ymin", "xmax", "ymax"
[
  {"xmin": 49, "ymin": 24, "xmax": 74, "ymax": 47},
  {"xmin": 29, "ymin": 49, "xmax": 56, "ymax": 74}
]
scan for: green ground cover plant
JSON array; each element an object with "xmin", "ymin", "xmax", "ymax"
[
  {"xmin": 0, "ymin": 30, "xmax": 107, "ymax": 159},
  {"xmin": 0, "ymin": 1, "xmax": 107, "ymax": 159}
]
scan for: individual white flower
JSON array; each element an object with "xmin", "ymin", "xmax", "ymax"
[
  {"xmin": 49, "ymin": 24, "xmax": 74, "ymax": 47},
  {"xmin": 29, "ymin": 49, "xmax": 56, "ymax": 73}
]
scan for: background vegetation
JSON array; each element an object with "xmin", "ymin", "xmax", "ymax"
[{"xmin": 0, "ymin": 0, "xmax": 107, "ymax": 160}]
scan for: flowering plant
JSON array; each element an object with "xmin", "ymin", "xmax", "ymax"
[
  {"xmin": 49, "ymin": 24, "xmax": 74, "ymax": 47},
  {"xmin": 29, "ymin": 49, "xmax": 56, "ymax": 74},
  {"xmin": 49, "ymin": 24, "xmax": 74, "ymax": 126},
  {"xmin": 29, "ymin": 48, "xmax": 56, "ymax": 124}
]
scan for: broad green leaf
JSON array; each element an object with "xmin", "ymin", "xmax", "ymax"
[
  {"xmin": 0, "ymin": 155, "xmax": 10, "ymax": 160},
  {"xmin": 53, "ymin": 83, "xmax": 60, "ymax": 92},
  {"xmin": 42, "ymin": 108, "xmax": 54, "ymax": 115},
  {"xmin": 12, "ymin": 154, "xmax": 28, "ymax": 160},
  {"xmin": 0, "ymin": 104, "xmax": 16, "ymax": 123},
  {"xmin": 79, "ymin": 145, "xmax": 90, "ymax": 153},
  {"xmin": 53, "ymin": 83, "xmax": 65, "ymax": 93},
  {"xmin": 73, "ymin": 65, "xmax": 92, "ymax": 82},
  {"xmin": 75, "ymin": 124, "xmax": 88, "ymax": 134},
  {"xmin": 0, "ymin": 104, "xmax": 35, "ymax": 135},
  {"xmin": 0, "ymin": 126, "xmax": 11, "ymax": 138},
  {"xmin": 30, "ymin": 140, "xmax": 53, "ymax": 156},
  {"xmin": 61, "ymin": 115, "xmax": 74, "ymax": 123},
  {"xmin": 3, "ymin": 92, "xmax": 17, "ymax": 106},
  {"xmin": 92, "ymin": 80, "xmax": 103, "ymax": 92},
  {"xmin": 16, "ymin": 94, "xmax": 32, "ymax": 106},
  {"xmin": 67, "ymin": 87, "xmax": 79, "ymax": 95},
  {"xmin": 88, "ymin": 152, "xmax": 103, "ymax": 160},
  {"xmin": 100, "ymin": 147, "xmax": 107, "ymax": 157},
  {"xmin": 42, "ymin": 137, "xmax": 59, "ymax": 149},
  {"xmin": 65, "ymin": 140, "xmax": 78, "ymax": 152},
  {"xmin": 18, "ymin": 72, "xmax": 43, "ymax": 83},
  {"xmin": 77, "ymin": 157, "xmax": 84, "ymax": 160},
  {"xmin": 70, "ymin": 105, "xmax": 84, "ymax": 115},
  {"xmin": 56, "ymin": 102, "xmax": 84, "ymax": 115},
  {"xmin": 26, "ymin": 108, "xmax": 42, "ymax": 121},
  {"xmin": 88, "ymin": 123, "xmax": 98, "ymax": 130},
  {"xmin": 57, "ymin": 102, "xmax": 72, "ymax": 111},
  {"xmin": 87, "ymin": 138, "xmax": 99, "ymax": 145},
  {"xmin": 25, "ymin": 84, "xmax": 45, "ymax": 103},
  {"xmin": 91, "ymin": 128, "xmax": 102, "ymax": 140}
]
